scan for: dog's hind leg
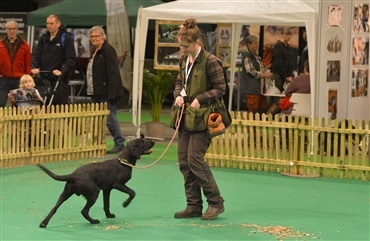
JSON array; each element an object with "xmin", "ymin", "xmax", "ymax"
[
  {"xmin": 39, "ymin": 187, "xmax": 74, "ymax": 228},
  {"xmin": 81, "ymin": 192, "xmax": 100, "ymax": 224},
  {"xmin": 103, "ymin": 190, "xmax": 115, "ymax": 218},
  {"xmin": 114, "ymin": 184, "xmax": 136, "ymax": 208}
]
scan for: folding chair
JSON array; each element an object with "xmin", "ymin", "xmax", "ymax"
[{"xmin": 290, "ymin": 93, "xmax": 311, "ymax": 117}]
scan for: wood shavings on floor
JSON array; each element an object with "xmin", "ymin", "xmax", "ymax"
[{"xmin": 239, "ymin": 223, "xmax": 315, "ymax": 240}]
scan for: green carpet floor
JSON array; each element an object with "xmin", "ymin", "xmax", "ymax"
[{"xmin": 1, "ymin": 142, "xmax": 369, "ymax": 241}]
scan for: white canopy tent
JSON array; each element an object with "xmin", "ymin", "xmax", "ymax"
[{"xmin": 132, "ymin": 0, "xmax": 317, "ymax": 136}]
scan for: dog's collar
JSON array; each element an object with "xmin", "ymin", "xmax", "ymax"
[{"xmin": 118, "ymin": 157, "xmax": 129, "ymax": 165}]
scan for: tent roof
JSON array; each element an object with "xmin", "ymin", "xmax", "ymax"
[
  {"xmin": 142, "ymin": 0, "xmax": 316, "ymax": 25},
  {"xmin": 27, "ymin": 0, "xmax": 164, "ymax": 27}
]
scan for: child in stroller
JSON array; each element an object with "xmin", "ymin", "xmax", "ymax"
[{"xmin": 8, "ymin": 74, "xmax": 44, "ymax": 108}]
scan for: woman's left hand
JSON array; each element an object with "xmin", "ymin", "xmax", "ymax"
[{"xmin": 190, "ymin": 98, "xmax": 200, "ymax": 109}]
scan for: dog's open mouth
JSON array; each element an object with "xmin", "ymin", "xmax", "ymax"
[{"xmin": 143, "ymin": 149, "xmax": 153, "ymax": 155}]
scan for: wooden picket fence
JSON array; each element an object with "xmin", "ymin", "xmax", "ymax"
[
  {"xmin": 0, "ymin": 103, "xmax": 109, "ymax": 168},
  {"xmin": 206, "ymin": 112, "xmax": 370, "ymax": 181}
]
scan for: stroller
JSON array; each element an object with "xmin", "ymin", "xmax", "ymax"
[
  {"xmin": 34, "ymin": 71, "xmax": 62, "ymax": 106},
  {"xmin": 9, "ymin": 71, "xmax": 62, "ymax": 148},
  {"xmin": 9, "ymin": 71, "xmax": 61, "ymax": 109}
]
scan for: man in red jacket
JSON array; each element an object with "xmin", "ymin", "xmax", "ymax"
[{"xmin": 0, "ymin": 20, "xmax": 31, "ymax": 108}]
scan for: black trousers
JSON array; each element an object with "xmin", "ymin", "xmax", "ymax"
[{"xmin": 177, "ymin": 128, "xmax": 224, "ymax": 209}]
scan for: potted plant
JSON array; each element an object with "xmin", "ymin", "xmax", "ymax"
[{"xmin": 142, "ymin": 69, "xmax": 176, "ymax": 139}]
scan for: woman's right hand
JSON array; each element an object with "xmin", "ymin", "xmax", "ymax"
[
  {"xmin": 31, "ymin": 68, "xmax": 40, "ymax": 75},
  {"xmin": 175, "ymin": 96, "xmax": 184, "ymax": 107},
  {"xmin": 262, "ymin": 71, "xmax": 273, "ymax": 78}
]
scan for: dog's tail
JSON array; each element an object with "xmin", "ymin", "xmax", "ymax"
[{"xmin": 37, "ymin": 164, "xmax": 72, "ymax": 182}]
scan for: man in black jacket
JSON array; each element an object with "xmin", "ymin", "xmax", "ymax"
[{"xmin": 31, "ymin": 14, "xmax": 76, "ymax": 105}]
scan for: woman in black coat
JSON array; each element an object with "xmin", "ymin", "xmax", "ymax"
[{"xmin": 87, "ymin": 26, "xmax": 126, "ymax": 154}]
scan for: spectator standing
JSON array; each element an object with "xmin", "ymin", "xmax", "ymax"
[
  {"xmin": 270, "ymin": 27, "xmax": 296, "ymax": 92},
  {"xmin": 173, "ymin": 18, "xmax": 225, "ymax": 220},
  {"xmin": 31, "ymin": 14, "xmax": 76, "ymax": 106},
  {"xmin": 86, "ymin": 26, "xmax": 126, "ymax": 154},
  {"xmin": 0, "ymin": 20, "xmax": 31, "ymax": 108},
  {"xmin": 240, "ymin": 35, "xmax": 273, "ymax": 114}
]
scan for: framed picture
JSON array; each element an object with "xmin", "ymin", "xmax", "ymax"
[
  {"xmin": 352, "ymin": 69, "xmax": 368, "ymax": 97},
  {"xmin": 326, "ymin": 60, "xmax": 340, "ymax": 82},
  {"xmin": 216, "ymin": 23, "xmax": 232, "ymax": 67},
  {"xmin": 327, "ymin": 4, "xmax": 343, "ymax": 28},
  {"xmin": 217, "ymin": 23, "xmax": 232, "ymax": 47},
  {"xmin": 218, "ymin": 47, "xmax": 231, "ymax": 66},
  {"xmin": 155, "ymin": 46, "xmax": 180, "ymax": 68},
  {"xmin": 262, "ymin": 25, "xmax": 299, "ymax": 69},
  {"xmin": 328, "ymin": 89, "xmax": 338, "ymax": 119},
  {"xmin": 325, "ymin": 27, "xmax": 343, "ymax": 56},
  {"xmin": 352, "ymin": 36, "xmax": 369, "ymax": 66},
  {"xmin": 154, "ymin": 20, "xmax": 182, "ymax": 70},
  {"xmin": 353, "ymin": 3, "xmax": 370, "ymax": 33}
]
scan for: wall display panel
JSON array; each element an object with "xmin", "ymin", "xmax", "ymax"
[
  {"xmin": 351, "ymin": 2, "xmax": 370, "ymax": 103},
  {"xmin": 317, "ymin": 1, "xmax": 369, "ymax": 121}
]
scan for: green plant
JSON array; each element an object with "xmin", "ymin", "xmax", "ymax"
[{"xmin": 143, "ymin": 69, "xmax": 176, "ymax": 122}]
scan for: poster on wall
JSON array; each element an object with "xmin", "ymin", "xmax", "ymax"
[
  {"xmin": 0, "ymin": 13, "xmax": 27, "ymax": 40},
  {"xmin": 328, "ymin": 89, "xmax": 338, "ymax": 119},
  {"xmin": 216, "ymin": 23, "xmax": 232, "ymax": 67},
  {"xmin": 72, "ymin": 28, "xmax": 90, "ymax": 58},
  {"xmin": 352, "ymin": 69, "xmax": 368, "ymax": 97},
  {"xmin": 352, "ymin": 36, "xmax": 369, "ymax": 65},
  {"xmin": 237, "ymin": 25, "xmax": 260, "ymax": 65},
  {"xmin": 327, "ymin": 4, "xmax": 343, "ymax": 28},
  {"xmin": 325, "ymin": 28, "xmax": 343, "ymax": 56},
  {"xmin": 327, "ymin": 60, "xmax": 340, "ymax": 82},
  {"xmin": 353, "ymin": 3, "xmax": 370, "ymax": 33},
  {"xmin": 262, "ymin": 26, "xmax": 299, "ymax": 69},
  {"xmin": 31, "ymin": 27, "xmax": 90, "ymax": 59}
]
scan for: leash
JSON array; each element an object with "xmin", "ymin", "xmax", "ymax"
[{"xmin": 119, "ymin": 105, "xmax": 184, "ymax": 169}]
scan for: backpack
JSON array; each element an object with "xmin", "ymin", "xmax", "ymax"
[{"xmin": 59, "ymin": 25, "xmax": 74, "ymax": 48}]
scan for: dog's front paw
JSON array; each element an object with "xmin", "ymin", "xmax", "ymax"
[
  {"xmin": 123, "ymin": 200, "xmax": 131, "ymax": 207},
  {"xmin": 106, "ymin": 213, "xmax": 115, "ymax": 218}
]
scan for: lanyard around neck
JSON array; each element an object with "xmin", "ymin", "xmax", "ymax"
[{"xmin": 184, "ymin": 47, "xmax": 201, "ymax": 90}]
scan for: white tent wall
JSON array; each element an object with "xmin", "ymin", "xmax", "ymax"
[{"xmin": 132, "ymin": 0, "xmax": 317, "ymax": 136}]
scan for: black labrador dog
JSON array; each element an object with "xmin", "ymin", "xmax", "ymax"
[{"xmin": 37, "ymin": 138, "xmax": 155, "ymax": 228}]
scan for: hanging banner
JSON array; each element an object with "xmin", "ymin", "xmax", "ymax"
[{"xmin": 105, "ymin": 0, "xmax": 133, "ymax": 94}]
